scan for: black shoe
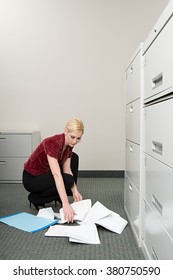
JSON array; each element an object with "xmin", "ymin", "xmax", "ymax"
[
  {"xmin": 28, "ymin": 193, "xmax": 46, "ymax": 211},
  {"xmin": 28, "ymin": 193, "xmax": 61, "ymax": 210}
]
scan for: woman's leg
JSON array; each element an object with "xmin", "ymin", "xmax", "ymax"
[
  {"xmin": 70, "ymin": 152, "xmax": 79, "ymax": 183},
  {"xmin": 23, "ymin": 170, "xmax": 56, "ymax": 194},
  {"xmin": 61, "ymin": 152, "xmax": 79, "ymax": 196}
]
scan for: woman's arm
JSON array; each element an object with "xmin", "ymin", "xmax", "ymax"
[{"xmin": 47, "ymin": 154, "xmax": 75, "ymax": 222}]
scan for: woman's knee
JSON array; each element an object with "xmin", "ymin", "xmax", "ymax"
[
  {"xmin": 71, "ymin": 152, "xmax": 79, "ymax": 167},
  {"xmin": 62, "ymin": 173, "xmax": 75, "ymax": 189}
]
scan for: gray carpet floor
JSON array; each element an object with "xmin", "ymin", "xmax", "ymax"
[{"xmin": 0, "ymin": 177, "xmax": 145, "ymax": 260}]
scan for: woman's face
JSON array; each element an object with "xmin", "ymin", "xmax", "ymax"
[{"xmin": 65, "ymin": 129, "xmax": 83, "ymax": 147}]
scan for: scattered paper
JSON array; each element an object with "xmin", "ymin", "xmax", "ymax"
[
  {"xmin": 45, "ymin": 223, "xmax": 100, "ymax": 244},
  {"xmin": 37, "ymin": 207, "xmax": 55, "ymax": 220},
  {"xmin": 80, "ymin": 201, "xmax": 111, "ymax": 225},
  {"xmin": 45, "ymin": 225, "xmax": 70, "ymax": 237},
  {"xmin": 69, "ymin": 224, "xmax": 100, "ymax": 244},
  {"xmin": 59, "ymin": 199, "xmax": 92, "ymax": 223},
  {"xmin": 96, "ymin": 211, "xmax": 128, "ymax": 234},
  {"xmin": 44, "ymin": 200, "xmax": 128, "ymax": 244}
]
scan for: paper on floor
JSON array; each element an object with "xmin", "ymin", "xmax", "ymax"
[
  {"xmin": 79, "ymin": 201, "xmax": 111, "ymax": 225},
  {"xmin": 59, "ymin": 199, "xmax": 92, "ymax": 223},
  {"xmin": 43, "ymin": 199, "xmax": 128, "ymax": 245},
  {"xmin": 45, "ymin": 223, "xmax": 100, "ymax": 244},
  {"xmin": 96, "ymin": 211, "xmax": 128, "ymax": 234},
  {"xmin": 37, "ymin": 207, "xmax": 55, "ymax": 220}
]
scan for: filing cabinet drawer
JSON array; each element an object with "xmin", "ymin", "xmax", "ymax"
[
  {"xmin": 126, "ymin": 98, "xmax": 140, "ymax": 144},
  {"xmin": 0, "ymin": 134, "xmax": 32, "ymax": 157},
  {"xmin": 124, "ymin": 175, "xmax": 139, "ymax": 238},
  {"xmin": 144, "ymin": 98, "xmax": 173, "ymax": 168},
  {"xmin": 126, "ymin": 50, "xmax": 141, "ymax": 104},
  {"xmin": 143, "ymin": 15, "xmax": 173, "ymax": 102},
  {"xmin": 144, "ymin": 154, "xmax": 173, "ymax": 239},
  {"xmin": 0, "ymin": 131, "xmax": 40, "ymax": 183},
  {"xmin": 126, "ymin": 140, "xmax": 140, "ymax": 190},
  {"xmin": 0, "ymin": 158, "xmax": 26, "ymax": 181},
  {"xmin": 143, "ymin": 201, "xmax": 173, "ymax": 260}
]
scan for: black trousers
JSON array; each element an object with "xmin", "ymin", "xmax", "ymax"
[{"xmin": 22, "ymin": 153, "xmax": 79, "ymax": 202}]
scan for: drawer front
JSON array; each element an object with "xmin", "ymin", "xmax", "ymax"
[
  {"xmin": 144, "ymin": 98, "xmax": 173, "ymax": 168},
  {"xmin": 124, "ymin": 175, "xmax": 139, "ymax": 237},
  {"xmin": 126, "ymin": 51, "xmax": 141, "ymax": 104},
  {"xmin": 0, "ymin": 158, "xmax": 27, "ymax": 181},
  {"xmin": 144, "ymin": 154, "xmax": 173, "ymax": 239},
  {"xmin": 143, "ymin": 201, "xmax": 173, "ymax": 260},
  {"xmin": 143, "ymin": 16, "xmax": 173, "ymax": 102},
  {"xmin": 126, "ymin": 141, "xmax": 140, "ymax": 190},
  {"xmin": 126, "ymin": 99, "xmax": 140, "ymax": 144},
  {"xmin": 0, "ymin": 134, "xmax": 32, "ymax": 157}
]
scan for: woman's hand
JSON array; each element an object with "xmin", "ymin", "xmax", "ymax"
[
  {"xmin": 63, "ymin": 202, "xmax": 76, "ymax": 223},
  {"xmin": 71, "ymin": 186, "xmax": 83, "ymax": 202}
]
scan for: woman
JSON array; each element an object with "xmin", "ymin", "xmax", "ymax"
[{"xmin": 23, "ymin": 118, "xmax": 84, "ymax": 223}]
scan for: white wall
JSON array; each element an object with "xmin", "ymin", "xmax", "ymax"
[{"xmin": 0, "ymin": 0, "xmax": 169, "ymax": 170}]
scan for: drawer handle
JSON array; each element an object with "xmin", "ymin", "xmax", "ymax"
[
  {"xmin": 0, "ymin": 138, "xmax": 6, "ymax": 142},
  {"xmin": 129, "ymin": 145, "xmax": 133, "ymax": 153},
  {"xmin": 128, "ymin": 184, "xmax": 132, "ymax": 192},
  {"xmin": 0, "ymin": 161, "xmax": 6, "ymax": 165},
  {"xmin": 152, "ymin": 72, "xmax": 163, "ymax": 89},
  {"xmin": 152, "ymin": 141, "xmax": 163, "ymax": 155},
  {"xmin": 130, "ymin": 106, "xmax": 133, "ymax": 113},
  {"xmin": 129, "ymin": 65, "xmax": 133, "ymax": 74},
  {"xmin": 152, "ymin": 194, "xmax": 163, "ymax": 215}
]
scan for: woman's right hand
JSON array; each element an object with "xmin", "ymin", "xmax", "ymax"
[{"xmin": 63, "ymin": 202, "xmax": 76, "ymax": 223}]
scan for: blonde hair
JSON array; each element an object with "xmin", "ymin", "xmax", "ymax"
[{"xmin": 66, "ymin": 118, "xmax": 84, "ymax": 134}]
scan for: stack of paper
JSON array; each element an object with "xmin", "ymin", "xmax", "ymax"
[{"xmin": 44, "ymin": 199, "xmax": 128, "ymax": 244}]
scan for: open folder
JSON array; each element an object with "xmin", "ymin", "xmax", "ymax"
[{"xmin": 0, "ymin": 212, "xmax": 58, "ymax": 233}]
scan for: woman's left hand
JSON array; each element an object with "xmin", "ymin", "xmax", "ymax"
[{"xmin": 72, "ymin": 186, "xmax": 83, "ymax": 202}]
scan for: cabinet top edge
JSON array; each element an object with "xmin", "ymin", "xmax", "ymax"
[
  {"xmin": 125, "ymin": 43, "xmax": 143, "ymax": 71},
  {"xmin": 0, "ymin": 130, "xmax": 40, "ymax": 135},
  {"xmin": 143, "ymin": 0, "xmax": 173, "ymax": 54}
]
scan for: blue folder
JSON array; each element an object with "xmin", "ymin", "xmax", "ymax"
[{"xmin": 0, "ymin": 212, "xmax": 58, "ymax": 233}]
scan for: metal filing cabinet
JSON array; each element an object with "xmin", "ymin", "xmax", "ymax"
[
  {"xmin": 0, "ymin": 131, "xmax": 40, "ymax": 183},
  {"xmin": 142, "ymin": 0, "xmax": 173, "ymax": 259},
  {"xmin": 124, "ymin": 45, "xmax": 143, "ymax": 245}
]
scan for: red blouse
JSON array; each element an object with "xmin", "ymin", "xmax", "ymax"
[{"xmin": 24, "ymin": 133, "xmax": 73, "ymax": 176}]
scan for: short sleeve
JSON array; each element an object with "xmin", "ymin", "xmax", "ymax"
[{"xmin": 42, "ymin": 136, "xmax": 62, "ymax": 159}]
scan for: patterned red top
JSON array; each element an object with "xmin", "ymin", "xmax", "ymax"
[{"xmin": 24, "ymin": 133, "xmax": 72, "ymax": 176}]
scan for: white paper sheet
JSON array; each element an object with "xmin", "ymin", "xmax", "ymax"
[
  {"xmin": 96, "ymin": 211, "xmax": 128, "ymax": 234},
  {"xmin": 45, "ymin": 225, "xmax": 70, "ymax": 237},
  {"xmin": 59, "ymin": 199, "xmax": 92, "ymax": 223},
  {"xmin": 37, "ymin": 207, "xmax": 55, "ymax": 220},
  {"xmin": 45, "ymin": 223, "xmax": 100, "ymax": 244},
  {"xmin": 79, "ymin": 201, "xmax": 111, "ymax": 224}
]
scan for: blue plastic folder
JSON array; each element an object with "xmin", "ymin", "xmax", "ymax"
[{"xmin": 0, "ymin": 212, "xmax": 58, "ymax": 233}]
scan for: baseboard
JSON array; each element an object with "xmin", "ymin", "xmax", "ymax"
[{"xmin": 78, "ymin": 170, "xmax": 124, "ymax": 178}]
